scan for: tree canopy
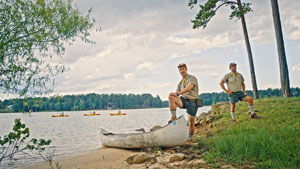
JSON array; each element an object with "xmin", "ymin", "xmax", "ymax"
[
  {"xmin": 188, "ymin": 0, "xmax": 252, "ymax": 29},
  {"xmin": 0, "ymin": 0, "xmax": 95, "ymax": 96}
]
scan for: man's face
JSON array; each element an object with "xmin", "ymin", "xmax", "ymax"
[
  {"xmin": 230, "ymin": 65, "xmax": 237, "ymax": 72},
  {"xmin": 178, "ymin": 67, "xmax": 187, "ymax": 76}
]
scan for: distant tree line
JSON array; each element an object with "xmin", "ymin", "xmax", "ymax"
[
  {"xmin": 0, "ymin": 93, "xmax": 166, "ymax": 113},
  {"xmin": 1, "ymin": 87, "xmax": 299, "ymax": 113},
  {"xmin": 199, "ymin": 87, "xmax": 300, "ymax": 105}
]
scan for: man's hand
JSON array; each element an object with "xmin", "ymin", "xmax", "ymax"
[
  {"xmin": 226, "ymin": 91, "xmax": 232, "ymax": 95},
  {"xmin": 243, "ymin": 91, "xmax": 247, "ymax": 96},
  {"xmin": 170, "ymin": 92, "xmax": 178, "ymax": 97}
]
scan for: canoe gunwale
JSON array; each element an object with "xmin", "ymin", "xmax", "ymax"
[{"xmin": 100, "ymin": 115, "xmax": 185, "ymax": 136}]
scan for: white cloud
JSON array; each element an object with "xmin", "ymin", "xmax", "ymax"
[
  {"xmin": 136, "ymin": 62, "xmax": 155, "ymax": 71},
  {"xmin": 4, "ymin": 0, "xmax": 298, "ymax": 100},
  {"xmin": 124, "ymin": 73, "xmax": 136, "ymax": 81},
  {"xmin": 292, "ymin": 63, "xmax": 300, "ymax": 71}
]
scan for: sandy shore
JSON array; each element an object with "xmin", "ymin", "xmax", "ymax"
[{"xmin": 26, "ymin": 147, "xmax": 134, "ymax": 169}]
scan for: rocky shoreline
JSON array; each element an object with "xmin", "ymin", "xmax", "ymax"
[{"xmin": 122, "ymin": 102, "xmax": 254, "ymax": 169}]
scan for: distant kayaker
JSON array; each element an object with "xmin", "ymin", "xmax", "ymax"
[
  {"xmin": 118, "ymin": 110, "xmax": 121, "ymax": 114},
  {"xmin": 168, "ymin": 63, "xmax": 199, "ymax": 142},
  {"xmin": 219, "ymin": 62, "xmax": 259, "ymax": 124},
  {"xmin": 61, "ymin": 112, "xmax": 64, "ymax": 116},
  {"xmin": 92, "ymin": 111, "xmax": 96, "ymax": 115}
]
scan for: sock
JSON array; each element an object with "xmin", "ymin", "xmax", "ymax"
[
  {"xmin": 230, "ymin": 112, "xmax": 236, "ymax": 120},
  {"xmin": 188, "ymin": 134, "xmax": 193, "ymax": 140},
  {"xmin": 249, "ymin": 106, "xmax": 254, "ymax": 114},
  {"xmin": 171, "ymin": 110, "xmax": 176, "ymax": 117}
]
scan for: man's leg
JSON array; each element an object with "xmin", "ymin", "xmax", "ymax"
[
  {"xmin": 168, "ymin": 93, "xmax": 183, "ymax": 121},
  {"xmin": 230, "ymin": 103, "xmax": 236, "ymax": 123},
  {"xmin": 188, "ymin": 114, "xmax": 195, "ymax": 140},
  {"xmin": 242, "ymin": 96, "xmax": 259, "ymax": 119}
]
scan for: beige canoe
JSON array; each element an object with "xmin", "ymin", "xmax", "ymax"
[{"xmin": 100, "ymin": 115, "xmax": 189, "ymax": 148}]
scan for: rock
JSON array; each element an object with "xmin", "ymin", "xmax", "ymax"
[
  {"xmin": 187, "ymin": 159, "xmax": 206, "ymax": 165},
  {"xmin": 207, "ymin": 110, "xmax": 212, "ymax": 114},
  {"xmin": 166, "ymin": 149, "xmax": 175, "ymax": 154},
  {"xmin": 222, "ymin": 164, "xmax": 235, "ymax": 169},
  {"xmin": 150, "ymin": 125, "xmax": 162, "ymax": 131},
  {"xmin": 143, "ymin": 147, "xmax": 153, "ymax": 153},
  {"xmin": 198, "ymin": 112, "xmax": 207, "ymax": 120},
  {"xmin": 126, "ymin": 152, "xmax": 152, "ymax": 164},
  {"xmin": 242, "ymin": 165, "xmax": 253, "ymax": 169},
  {"xmin": 206, "ymin": 115, "xmax": 214, "ymax": 123},
  {"xmin": 149, "ymin": 163, "xmax": 168, "ymax": 169},
  {"xmin": 169, "ymin": 153, "xmax": 185, "ymax": 163}
]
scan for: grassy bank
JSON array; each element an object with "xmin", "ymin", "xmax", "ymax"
[{"xmin": 194, "ymin": 97, "xmax": 300, "ymax": 168}]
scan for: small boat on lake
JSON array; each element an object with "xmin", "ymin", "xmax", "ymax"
[
  {"xmin": 109, "ymin": 113, "xmax": 126, "ymax": 116},
  {"xmin": 52, "ymin": 115, "xmax": 69, "ymax": 117},
  {"xmin": 100, "ymin": 115, "xmax": 189, "ymax": 148},
  {"xmin": 84, "ymin": 113, "xmax": 101, "ymax": 116}
]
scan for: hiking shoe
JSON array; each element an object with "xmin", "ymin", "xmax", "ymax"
[
  {"xmin": 187, "ymin": 140, "xmax": 195, "ymax": 145},
  {"xmin": 232, "ymin": 119, "xmax": 237, "ymax": 125},
  {"xmin": 168, "ymin": 117, "xmax": 176, "ymax": 124},
  {"xmin": 251, "ymin": 113, "xmax": 259, "ymax": 119}
]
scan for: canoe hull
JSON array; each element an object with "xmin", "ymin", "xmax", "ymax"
[
  {"xmin": 110, "ymin": 113, "xmax": 126, "ymax": 116},
  {"xmin": 84, "ymin": 114, "xmax": 101, "ymax": 116},
  {"xmin": 52, "ymin": 115, "xmax": 69, "ymax": 117},
  {"xmin": 100, "ymin": 115, "xmax": 189, "ymax": 148}
]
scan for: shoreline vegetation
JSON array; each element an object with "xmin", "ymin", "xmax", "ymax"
[
  {"xmin": 26, "ymin": 97, "xmax": 299, "ymax": 169},
  {"xmin": 1, "ymin": 87, "xmax": 300, "ymax": 113}
]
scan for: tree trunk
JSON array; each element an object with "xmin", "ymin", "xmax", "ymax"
[
  {"xmin": 270, "ymin": 0, "xmax": 292, "ymax": 97},
  {"xmin": 237, "ymin": 0, "xmax": 259, "ymax": 99}
]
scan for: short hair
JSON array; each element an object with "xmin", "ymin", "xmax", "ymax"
[{"xmin": 178, "ymin": 63, "xmax": 187, "ymax": 69}]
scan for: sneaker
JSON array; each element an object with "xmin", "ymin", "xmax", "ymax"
[
  {"xmin": 250, "ymin": 113, "xmax": 259, "ymax": 119},
  {"xmin": 232, "ymin": 119, "xmax": 237, "ymax": 125},
  {"xmin": 168, "ymin": 117, "xmax": 176, "ymax": 124},
  {"xmin": 187, "ymin": 139, "xmax": 195, "ymax": 145}
]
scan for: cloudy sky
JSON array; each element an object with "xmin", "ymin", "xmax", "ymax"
[{"xmin": 4, "ymin": 0, "xmax": 300, "ymax": 100}]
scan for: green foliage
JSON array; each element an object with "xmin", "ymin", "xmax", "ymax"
[
  {"xmin": 0, "ymin": 118, "xmax": 51, "ymax": 165},
  {"xmin": 200, "ymin": 97, "xmax": 300, "ymax": 168},
  {"xmin": 0, "ymin": 88, "xmax": 299, "ymax": 112},
  {"xmin": 199, "ymin": 87, "xmax": 300, "ymax": 105},
  {"xmin": 188, "ymin": 0, "xmax": 252, "ymax": 29},
  {"xmin": 0, "ymin": 0, "xmax": 95, "ymax": 96},
  {"xmin": 0, "ymin": 93, "xmax": 165, "ymax": 112}
]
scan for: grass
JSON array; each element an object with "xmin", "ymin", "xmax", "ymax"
[{"xmin": 194, "ymin": 97, "xmax": 300, "ymax": 168}]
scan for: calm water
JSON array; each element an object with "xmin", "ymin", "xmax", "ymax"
[{"xmin": 0, "ymin": 106, "xmax": 211, "ymax": 169}]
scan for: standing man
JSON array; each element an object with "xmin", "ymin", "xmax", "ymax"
[
  {"xmin": 168, "ymin": 63, "xmax": 199, "ymax": 142},
  {"xmin": 220, "ymin": 62, "xmax": 259, "ymax": 123}
]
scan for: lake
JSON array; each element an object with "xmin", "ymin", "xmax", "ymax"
[{"xmin": 0, "ymin": 106, "xmax": 211, "ymax": 169}]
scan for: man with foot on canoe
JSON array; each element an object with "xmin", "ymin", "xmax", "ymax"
[
  {"xmin": 220, "ymin": 62, "xmax": 259, "ymax": 124},
  {"xmin": 168, "ymin": 63, "xmax": 199, "ymax": 143}
]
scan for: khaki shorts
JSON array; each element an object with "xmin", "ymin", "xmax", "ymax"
[
  {"xmin": 180, "ymin": 96, "xmax": 198, "ymax": 116},
  {"xmin": 229, "ymin": 91, "xmax": 246, "ymax": 103}
]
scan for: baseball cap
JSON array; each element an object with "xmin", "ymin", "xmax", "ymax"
[
  {"xmin": 178, "ymin": 63, "xmax": 187, "ymax": 68},
  {"xmin": 229, "ymin": 62, "xmax": 237, "ymax": 68}
]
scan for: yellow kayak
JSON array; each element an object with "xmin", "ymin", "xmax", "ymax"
[
  {"xmin": 52, "ymin": 115, "xmax": 69, "ymax": 117},
  {"xmin": 84, "ymin": 113, "xmax": 101, "ymax": 116},
  {"xmin": 110, "ymin": 113, "xmax": 126, "ymax": 116}
]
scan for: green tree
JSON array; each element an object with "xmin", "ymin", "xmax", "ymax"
[
  {"xmin": 270, "ymin": 0, "xmax": 292, "ymax": 97},
  {"xmin": 189, "ymin": 0, "xmax": 259, "ymax": 99},
  {"xmin": 0, "ymin": 119, "xmax": 51, "ymax": 166},
  {"xmin": 0, "ymin": 0, "xmax": 95, "ymax": 96}
]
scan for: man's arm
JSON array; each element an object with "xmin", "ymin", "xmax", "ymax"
[
  {"xmin": 177, "ymin": 83, "xmax": 194, "ymax": 95},
  {"xmin": 242, "ymin": 82, "xmax": 247, "ymax": 95},
  {"xmin": 220, "ymin": 80, "xmax": 232, "ymax": 95}
]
